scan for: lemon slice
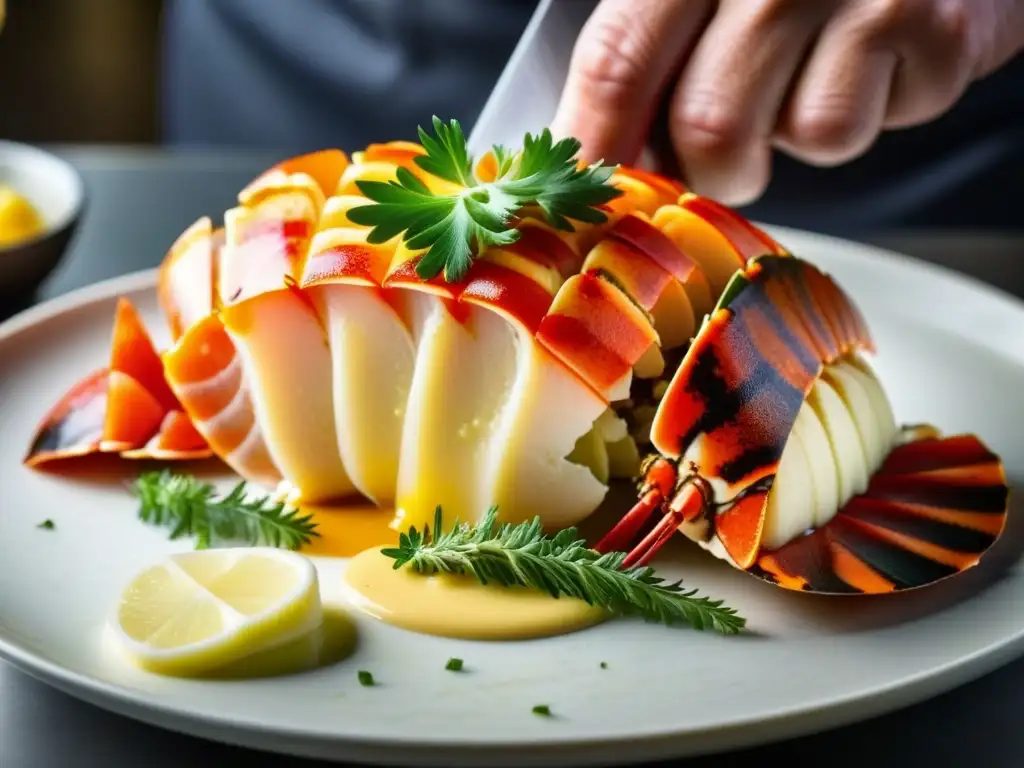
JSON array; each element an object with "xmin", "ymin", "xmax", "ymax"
[{"xmin": 111, "ymin": 548, "xmax": 323, "ymax": 678}]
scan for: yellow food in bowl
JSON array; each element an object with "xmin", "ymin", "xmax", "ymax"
[{"xmin": 0, "ymin": 184, "xmax": 46, "ymax": 248}]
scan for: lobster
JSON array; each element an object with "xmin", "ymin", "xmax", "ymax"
[{"xmin": 24, "ymin": 139, "xmax": 1009, "ymax": 595}]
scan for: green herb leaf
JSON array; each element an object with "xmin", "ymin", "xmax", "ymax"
[
  {"xmin": 532, "ymin": 704, "xmax": 552, "ymax": 717},
  {"xmin": 36, "ymin": 519, "xmax": 55, "ymax": 530},
  {"xmin": 415, "ymin": 116, "xmax": 475, "ymax": 186},
  {"xmin": 131, "ymin": 470, "xmax": 319, "ymax": 550},
  {"xmin": 358, "ymin": 670, "xmax": 375, "ymax": 687},
  {"xmin": 346, "ymin": 116, "xmax": 623, "ymax": 283},
  {"xmin": 381, "ymin": 506, "xmax": 746, "ymax": 635},
  {"xmin": 445, "ymin": 657, "xmax": 464, "ymax": 672}
]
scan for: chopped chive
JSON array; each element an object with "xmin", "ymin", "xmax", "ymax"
[
  {"xmin": 599, "ymin": 661, "xmax": 607, "ymax": 669},
  {"xmin": 37, "ymin": 519, "xmax": 55, "ymax": 530},
  {"xmin": 357, "ymin": 670, "xmax": 374, "ymax": 687},
  {"xmin": 445, "ymin": 657, "xmax": 464, "ymax": 671},
  {"xmin": 532, "ymin": 704, "xmax": 551, "ymax": 717}
]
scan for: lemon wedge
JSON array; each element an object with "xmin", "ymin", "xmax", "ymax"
[
  {"xmin": 0, "ymin": 184, "xmax": 46, "ymax": 248},
  {"xmin": 110, "ymin": 548, "xmax": 323, "ymax": 678}
]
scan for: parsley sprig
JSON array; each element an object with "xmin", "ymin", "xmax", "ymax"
[
  {"xmin": 382, "ymin": 506, "xmax": 745, "ymax": 635},
  {"xmin": 347, "ymin": 116, "xmax": 623, "ymax": 282},
  {"xmin": 131, "ymin": 471, "xmax": 319, "ymax": 550}
]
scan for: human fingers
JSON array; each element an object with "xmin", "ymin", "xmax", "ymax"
[
  {"xmin": 550, "ymin": 0, "xmax": 713, "ymax": 165},
  {"xmin": 879, "ymin": 0, "xmax": 979, "ymax": 129},
  {"xmin": 772, "ymin": 6, "xmax": 899, "ymax": 166},
  {"xmin": 668, "ymin": 0, "xmax": 836, "ymax": 205}
]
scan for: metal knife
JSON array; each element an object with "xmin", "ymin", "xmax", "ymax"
[
  {"xmin": 466, "ymin": 0, "xmax": 597, "ymax": 157},
  {"xmin": 467, "ymin": 0, "xmax": 683, "ymax": 179}
]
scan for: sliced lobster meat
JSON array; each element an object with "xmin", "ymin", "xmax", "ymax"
[{"xmin": 25, "ymin": 137, "xmax": 1009, "ymax": 603}]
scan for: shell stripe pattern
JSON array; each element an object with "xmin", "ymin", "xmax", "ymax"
[
  {"xmin": 649, "ymin": 254, "xmax": 1009, "ymax": 591},
  {"xmin": 24, "ymin": 298, "xmax": 210, "ymax": 466},
  {"xmin": 753, "ymin": 433, "xmax": 1009, "ymax": 593},
  {"xmin": 651, "ymin": 255, "xmax": 873, "ymax": 567}
]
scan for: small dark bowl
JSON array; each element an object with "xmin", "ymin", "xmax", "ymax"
[{"xmin": 0, "ymin": 141, "xmax": 85, "ymax": 301}]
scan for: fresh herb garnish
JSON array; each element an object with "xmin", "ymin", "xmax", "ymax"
[
  {"xmin": 382, "ymin": 507, "xmax": 745, "ymax": 635},
  {"xmin": 347, "ymin": 116, "xmax": 623, "ymax": 282},
  {"xmin": 532, "ymin": 704, "xmax": 552, "ymax": 717},
  {"xmin": 445, "ymin": 657, "xmax": 464, "ymax": 672},
  {"xmin": 358, "ymin": 670, "xmax": 375, "ymax": 687},
  {"xmin": 599, "ymin": 661, "xmax": 608, "ymax": 669},
  {"xmin": 131, "ymin": 471, "xmax": 319, "ymax": 550},
  {"xmin": 36, "ymin": 519, "xmax": 55, "ymax": 530}
]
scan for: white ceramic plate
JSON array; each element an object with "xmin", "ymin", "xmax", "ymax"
[{"xmin": 1, "ymin": 226, "xmax": 1022, "ymax": 767}]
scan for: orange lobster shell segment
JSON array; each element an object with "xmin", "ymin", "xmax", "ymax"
[
  {"xmin": 752, "ymin": 433, "xmax": 1009, "ymax": 593},
  {"xmin": 537, "ymin": 272, "xmax": 659, "ymax": 401},
  {"xmin": 159, "ymin": 216, "xmax": 219, "ymax": 342},
  {"xmin": 161, "ymin": 314, "xmax": 235, "ymax": 386},
  {"xmin": 458, "ymin": 261, "xmax": 554, "ymax": 336},
  {"xmin": 614, "ymin": 166, "xmax": 687, "ymax": 201},
  {"xmin": 101, "ymin": 372, "xmax": 166, "ymax": 451},
  {"xmin": 473, "ymin": 150, "xmax": 500, "ymax": 183},
  {"xmin": 677, "ymin": 193, "xmax": 787, "ymax": 261},
  {"xmin": 272, "ymin": 149, "xmax": 351, "ymax": 198},
  {"xmin": 120, "ymin": 411, "xmax": 211, "ymax": 460},
  {"xmin": 581, "ymin": 238, "xmax": 672, "ymax": 312},
  {"xmin": 358, "ymin": 141, "xmax": 426, "ymax": 166},
  {"xmin": 24, "ymin": 298, "xmax": 215, "ymax": 467},
  {"xmin": 338, "ymin": 142, "xmax": 457, "ymax": 196},
  {"xmin": 512, "ymin": 223, "xmax": 582, "ymax": 278},
  {"xmin": 23, "ymin": 368, "xmax": 108, "ymax": 467},
  {"xmin": 383, "ymin": 250, "xmax": 468, "ymax": 302},
  {"xmin": 715, "ymin": 491, "xmax": 770, "ymax": 570},
  {"xmin": 651, "ymin": 256, "xmax": 872, "ymax": 565},
  {"xmin": 300, "ymin": 230, "xmax": 393, "ymax": 289},
  {"xmin": 108, "ymin": 298, "xmax": 180, "ymax": 413},
  {"xmin": 608, "ymin": 214, "xmax": 696, "ymax": 284},
  {"xmin": 607, "ymin": 170, "xmax": 682, "ymax": 218},
  {"xmin": 483, "ymin": 240, "xmax": 563, "ymax": 296}
]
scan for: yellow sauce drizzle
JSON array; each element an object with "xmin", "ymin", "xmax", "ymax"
[
  {"xmin": 342, "ymin": 547, "xmax": 608, "ymax": 641},
  {"xmin": 298, "ymin": 503, "xmax": 399, "ymax": 558}
]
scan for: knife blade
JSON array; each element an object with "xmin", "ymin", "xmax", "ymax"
[
  {"xmin": 467, "ymin": 0, "xmax": 683, "ymax": 181},
  {"xmin": 467, "ymin": 0, "xmax": 598, "ymax": 157}
]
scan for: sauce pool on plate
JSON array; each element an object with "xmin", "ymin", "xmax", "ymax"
[{"xmin": 342, "ymin": 547, "xmax": 609, "ymax": 641}]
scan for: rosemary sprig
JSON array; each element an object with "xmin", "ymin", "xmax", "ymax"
[
  {"xmin": 130, "ymin": 470, "xmax": 319, "ymax": 550},
  {"xmin": 347, "ymin": 116, "xmax": 623, "ymax": 283},
  {"xmin": 382, "ymin": 507, "xmax": 746, "ymax": 635}
]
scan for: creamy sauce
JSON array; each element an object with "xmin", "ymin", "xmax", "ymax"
[
  {"xmin": 342, "ymin": 547, "xmax": 608, "ymax": 640},
  {"xmin": 298, "ymin": 503, "xmax": 399, "ymax": 558}
]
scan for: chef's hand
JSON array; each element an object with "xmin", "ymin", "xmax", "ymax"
[{"xmin": 551, "ymin": 0, "xmax": 1024, "ymax": 206}]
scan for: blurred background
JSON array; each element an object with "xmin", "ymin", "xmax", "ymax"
[
  {"xmin": 0, "ymin": 0, "xmax": 162, "ymax": 144},
  {"xmin": 0, "ymin": 0, "xmax": 1021, "ymax": 305}
]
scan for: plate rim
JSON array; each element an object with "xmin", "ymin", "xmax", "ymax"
[{"xmin": 3, "ymin": 228, "xmax": 1024, "ymax": 766}]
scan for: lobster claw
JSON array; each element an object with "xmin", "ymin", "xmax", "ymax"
[{"xmin": 594, "ymin": 456, "xmax": 706, "ymax": 567}]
